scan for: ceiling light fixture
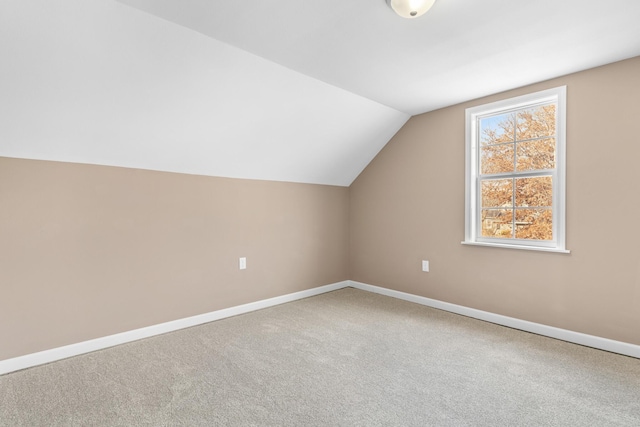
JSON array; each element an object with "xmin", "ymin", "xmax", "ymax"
[{"xmin": 386, "ymin": 0, "xmax": 436, "ymax": 19}]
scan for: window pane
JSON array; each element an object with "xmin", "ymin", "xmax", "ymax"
[
  {"xmin": 516, "ymin": 138, "xmax": 555, "ymax": 171},
  {"xmin": 516, "ymin": 104, "xmax": 556, "ymax": 141},
  {"xmin": 515, "ymin": 209, "xmax": 553, "ymax": 240},
  {"xmin": 465, "ymin": 86, "xmax": 565, "ymax": 251},
  {"xmin": 480, "ymin": 113, "xmax": 515, "ymax": 146},
  {"xmin": 481, "ymin": 144, "xmax": 515, "ymax": 174},
  {"xmin": 481, "ymin": 179, "xmax": 513, "ymax": 208},
  {"xmin": 515, "ymin": 176, "xmax": 552, "ymax": 207},
  {"xmin": 481, "ymin": 209, "xmax": 513, "ymax": 238}
]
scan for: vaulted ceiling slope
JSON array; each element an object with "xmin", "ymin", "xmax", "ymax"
[
  {"xmin": 119, "ymin": 0, "xmax": 640, "ymax": 115},
  {"xmin": 2, "ymin": 1, "xmax": 640, "ymax": 186},
  {"xmin": 0, "ymin": 0, "xmax": 408, "ymax": 186}
]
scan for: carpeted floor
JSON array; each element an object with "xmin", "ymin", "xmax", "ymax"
[{"xmin": 1, "ymin": 287, "xmax": 639, "ymax": 426}]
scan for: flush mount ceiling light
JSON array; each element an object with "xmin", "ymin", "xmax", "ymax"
[{"xmin": 386, "ymin": 0, "xmax": 436, "ymax": 19}]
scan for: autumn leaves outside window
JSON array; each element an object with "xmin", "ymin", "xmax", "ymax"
[
  {"xmin": 465, "ymin": 86, "xmax": 567, "ymax": 252},
  {"xmin": 479, "ymin": 104, "xmax": 556, "ymax": 240}
]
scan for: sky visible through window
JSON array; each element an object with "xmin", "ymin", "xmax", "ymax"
[{"xmin": 478, "ymin": 104, "xmax": 556, "ymax": 241}]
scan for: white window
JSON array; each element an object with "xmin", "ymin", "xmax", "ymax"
[{"xmin": 463, "ymin": 86, "xmax": 568, "ymax": 253}]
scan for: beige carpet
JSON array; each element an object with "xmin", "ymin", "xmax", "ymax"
[{"xmin": 1, "ymin": 287, "xmax": 639, "ymax": 426}]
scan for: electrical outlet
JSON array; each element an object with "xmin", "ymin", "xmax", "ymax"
[
  {"xmin": 239, "ymin": 257, "xmax": 247, "ymax": 270},
  {"xmin": 422, "ymin": 260, "xmax": 429, "ymax": 272}
]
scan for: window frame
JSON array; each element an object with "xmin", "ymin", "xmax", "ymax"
[{"xmin": 463, "ymin": 86, "xmax": 569, "ymax": 253}]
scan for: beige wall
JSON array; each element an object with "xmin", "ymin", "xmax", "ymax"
[
  {"xmin": 3, "ymin": 57, "xmax": 639, "ymax": 362},
  {"xmin": 350, "ymin": 56, "xmax": 640, "ymax": 345},
  {"xmin": 0, "ymin": 158, "xmax": 349, "ymax": 360}
]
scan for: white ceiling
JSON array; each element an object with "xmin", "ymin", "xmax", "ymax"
[
  {"xmin": 2, "ymin": 0, "xmax": 639, "ymax": 186},
  {"xmin": 118, "ymin": 0, "xmax": 640, "ymax": 115}
]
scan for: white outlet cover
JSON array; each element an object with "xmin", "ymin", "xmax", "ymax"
[
  {"xmin": 239, "ymin": 257, "xmax": 247, "ymax": 270},
  {"xmin": 422, "ymin": 260, "xmax": 429, "ymax": 272}
]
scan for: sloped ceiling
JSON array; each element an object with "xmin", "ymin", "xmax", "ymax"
[
  {"xmin": 117, "ymin": 0, "xmax": 640, "ymax": 115},
  {"xmin": 0, "ymin": 0, "xmax": 408, "ymax": 186},
  {"xmin": 2, "ymin": 0, "xmax": 640, "ymax": 186}
]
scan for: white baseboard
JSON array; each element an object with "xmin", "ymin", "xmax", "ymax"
[
  {"xmin": 349, "ymin": 280, "xmax": 640, "ymax": 359},
  {"xmin": 0, "ymin": 281, "xmax": 350, "ymax": 376},
  {"xmin": 3, "ymin": 279, "xmax": 637, "ymax": 376}
]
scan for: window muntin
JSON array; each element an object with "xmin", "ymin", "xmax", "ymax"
[{"xmin": 464, "ymin": 87, "xmax": 567, "ymax": 252}]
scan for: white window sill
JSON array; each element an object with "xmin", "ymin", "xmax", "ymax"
[{"xmin": 461, "ymin": 241, "xmax": 571, "ymax": 254}]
